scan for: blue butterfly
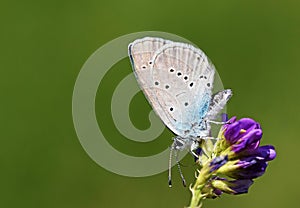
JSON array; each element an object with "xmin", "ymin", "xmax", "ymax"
[{"xmin": 128, "ymin": 37, "xmax": 232, "ymax": 187}]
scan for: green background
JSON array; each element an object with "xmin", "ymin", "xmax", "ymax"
[{"xmin": 1, "ymin": 0, "xmax": 298, "ymax": 207}]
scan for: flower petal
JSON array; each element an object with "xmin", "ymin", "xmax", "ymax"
[
  {"xmin": 227, "ymin": 179, "xmax": 254, "ymax": 194},
  {"xmin": 224, "ymin": 122, "xmax": 241, "ymax": 144},
  {"xmin": 233, "ymin": 161, "xmax": 268, "ymax": 179},
  {"xmin": 211, "ymin": 178, "xmax": 253, "ymax": 195},
  {"xmin": 231, "ymin": 129, "xmax": 263, "ymax": 153},
  {"xmin": 238, "ymin": 118, "xmax": 259, "ymax": 131},
  {"xmin": 240, "ymin": 145, "xmax": 276, "ymax": 161},
  {"xmin": 209, "ymin": 155, "xmax": 228, "ymax": 172}
]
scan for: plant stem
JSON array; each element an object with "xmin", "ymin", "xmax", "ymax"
[
  {"xmin": 188, "ymin": 162, "xmax": 211, "ymax": 208},
  {"xmin": 189, "ymin": 189, "xmax": 204, "ymax": 208}
]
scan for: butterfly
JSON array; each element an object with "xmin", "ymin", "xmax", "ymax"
[{"xmin": 128, "ymin": 37, "xmax": 232, "ymax": 187}]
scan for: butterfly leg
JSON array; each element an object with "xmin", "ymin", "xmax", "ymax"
[
  {"xmin": 206, "ymin": 120, "xmax": 227, "ymax": 125},
  {"xmin": 174, "ymin": 149, "xmax": 187, "ymax": 187},
  {"xmin": 168, "ymin": 142, "xmax": 175, "ymax": 187},
  {"xmin": 190, "ymin": 149, "xmax": 199, "ymax": 159},
  {"xmin": 169, "ymin": 137, "xmax": 189, "ymax": 187}
]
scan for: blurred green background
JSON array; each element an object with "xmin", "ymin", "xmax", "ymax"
[{"xmin": 1, "ymin": 0, "xmax": 299, "ymax": 207}]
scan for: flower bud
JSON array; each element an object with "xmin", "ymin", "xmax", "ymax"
[{"xmin": 211, "ymin": 178, "xmax": 253, "ymax": 195}]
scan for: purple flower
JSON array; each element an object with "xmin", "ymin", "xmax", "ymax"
[
  {"xmin": 228, "ymin": 179, "xmax": 254, "ymax": 194},
  {"xmin": 191, "ymin": 116, "xmax": 277, "ymax": 205},
  {"xmin": 216, "ymin": 117, "xmax": 276, "ymax": 180},
  {"xmin": 223, "ymin": 117, "xmax": 262, "ymax": 153},
  {"xmin": 222, "ymin": 159, "xmax": 268, "ymax": 179},
  {"xmin": 239, "ymin": 145, "xmax": 277, "ymax": 161},
  {"xmin": 227, "ymin": 145, "xmax": 276, "ymax": 179}
]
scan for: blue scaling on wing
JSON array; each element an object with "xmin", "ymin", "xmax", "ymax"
[{"xmin": 198, "ymin": 92, "xmax": 211, "ymax": 120}]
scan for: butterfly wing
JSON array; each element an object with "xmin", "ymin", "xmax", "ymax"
[
  {"xmin": 150, "ymin": 42, "xmax": 215, "ymax": 137},
  {"xmin": 129, "ymin": 37, "xmax": 216, "ymax": 137},
  {"xmin": 128, "ymin": 37, "xmax": 179, "ymax": 133}
]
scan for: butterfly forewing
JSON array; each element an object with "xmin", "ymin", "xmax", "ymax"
[{"xmin": 128, "ymin": 37, "xmax": 181, "ymax": 134}]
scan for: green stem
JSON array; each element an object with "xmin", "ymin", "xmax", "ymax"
[
  {"xmin": 189, "ymin": 188, "xmax": 204, "ymax": 208},
  {"xmin": 188, "ymin": 163, "xmax": 211, "ymax": 208}
]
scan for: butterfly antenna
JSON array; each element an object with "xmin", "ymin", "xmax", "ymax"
[
  {"xmin": 168, "ymin": 144, "xmax": 174, "ymax": 188},
  {"xmin": 174, "ymin": 150, "xmax": 187, "ymax": 187}
]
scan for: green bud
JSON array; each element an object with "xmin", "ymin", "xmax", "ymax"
[
  {"xmin": 213, "ymin": 129, "xmax": 230, "ymax": 156},
  {"xmin": 197, "ymin": 139, "xmax": 215, "ymax": 165},
  {"xmin": 216, "ymin": 160, "xmax": 239, "ymax": 174}
]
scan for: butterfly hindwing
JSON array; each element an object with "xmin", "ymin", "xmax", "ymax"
[{"xmin": 150, "ymin": 42, "xmax": 215, "ymax": 137}]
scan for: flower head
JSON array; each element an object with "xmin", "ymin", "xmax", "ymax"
[
  {"xmin": 189, "ymin": 116, "xmax": 277, "ymax": 207},
  {"xmin": 215, "ymin": 117, "xmax": 276, "ymax": 180}
]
